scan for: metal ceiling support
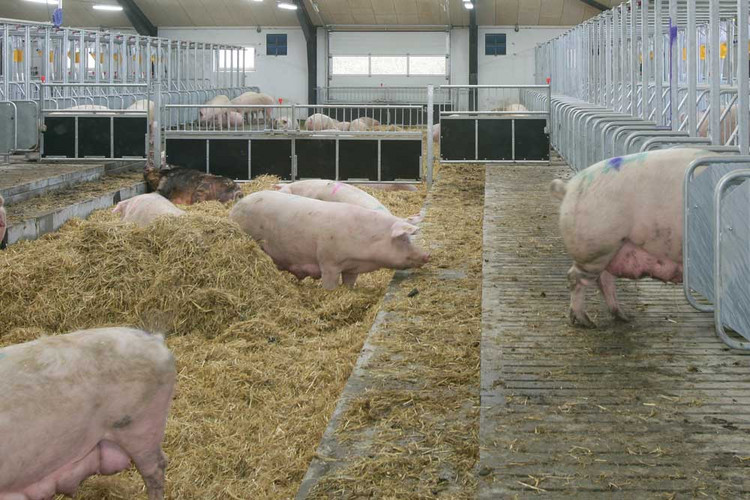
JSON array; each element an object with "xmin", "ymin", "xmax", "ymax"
[
  {"xmin": 295, "ymin": 0, "xmax": 317, "ymax": 104},
  {"xmin": 469, "ymin": 7, "xmax": 478, "ymax": 111},
  {"xmin": 115, "ymin": 0, "xmax": 157, "ymax": 37},
  {"xmin": 579, "ymin": 0, "xmax": 609, "ymax": 11}
]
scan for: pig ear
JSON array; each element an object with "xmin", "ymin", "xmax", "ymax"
[
  {"xmin": 391, "ymin": 221, "xmax": 419, "ymax": 239},
  {"xmin": 272, "ymin": 184, "xmax": 283, "ymax": 191},
  {"xmin": 405, "ymin": 214, "xmax": 423, "ymax": 225}
]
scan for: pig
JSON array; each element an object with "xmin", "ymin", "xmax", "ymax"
[
  {"xmin": 432, "ymin": 123, "xmax": 441, "ymax": 143},
  {"xmin": 273, "ymin": 180, "xmax": 422, "ymax": 223},
  {"xmin": 335, "ymin": 121, "xmax": 351, "ymax": 131},
  {"xmin": 273, "ymin": 116, "xmax": 293, "ymax": 130},
  {"xmin": 353, "ymin": 183, "xmax": 418, "ymax": 192},
  {"xmin": 305, "ymin": 113, "xmax": 338, "ymax": 131},
  {"xmin": 127, "ymin": 99, "xmax": 156, "ymax": 118},
  {"xmin": 112, "ymin": 192, "xmax": 185, "ymax": 227},
  {"xmin": 230, "ymin": 91, "xmax": 275, "ymax": 123},
  {"xmin": 212, "ymin": 111, "xmax": 245, "ymax": 129},
  {"xmin": 0, "ymin": 195, "xmax": 6, "ymax": 249},
  {"xmin": 697, "ymin": 106, "xmax": 737, "ymax": 145},
  {"xmin": 199, "ymin": 94, "xmax": 231, "ymax": 122},
  {"xmin": 0, "ymin": 327, "xmax": 175, "ymax": 500},
  {"xmin": 349, "ymin": 117, "xmax": 380, "ymax": 131},
  {"xmin": 550, "ymin": 148, "xmax": 713, "ymax": 328},
  {"xmin": 504, "ymin": 103, "xmax": 528, "ymax": 112},
  {"xmin": 144, "ymin": 163, "xmax": 243, "ymax": 205},
  {"xmin": 229, "ymin": 190, "xmax": 430, "ymax": 289}
]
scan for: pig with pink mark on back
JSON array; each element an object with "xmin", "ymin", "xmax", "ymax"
[
  {"xmin": 229, "ymin": 190, "xmax": 430, "ymax": 289},
  {"xmin": 273, "ymin": 179, "xmax": 423, "ymax": 224},
  {"xmin": 0, "ymin": 327, "xmax": 176, "ymax": 500},
  {"xmin": 550, "ymin": 148, "xmax": 713, "ymax": 328}
]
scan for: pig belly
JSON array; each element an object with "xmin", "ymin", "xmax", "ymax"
[
  {"xmin": 7, "ymin": 441, "xmax": 131, "ymax": 500},
  {"xmin": 605, "ymin": 241, "xmax": 683, "ymax": 283}
]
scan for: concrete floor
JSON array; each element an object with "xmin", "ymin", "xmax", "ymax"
[{"xmin": 479, "ymin": 160, "xmax": 750, "ymax": 498}]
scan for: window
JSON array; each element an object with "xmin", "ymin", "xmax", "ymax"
[
  {"xmin": 408, "ymin": 56, "xmax": 446, "ymax": 75},
  {"xmin": 218, "ymin": 47, "xmax": 255, "ymax": 71},
  {"xmin": 331, "ymin": 56, "xmax": 369, "ymax": 75},
  {"xmin": 331, "ymin": 55, "xmax": 446, "ymax": 76},
  {"xmin": 485, "ymin": 33, "xmax": 507, "ymax": 56},
  {"xmin": 371, "ymin": 56, "xmax": 407, "ymax": 75},
  {"xmin": 267, "ymin": 34, "xmax": 287, "ymax": 56}
]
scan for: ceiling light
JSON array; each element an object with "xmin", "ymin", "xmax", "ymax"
[
  {"xmin": 464, "ymin": 2, "xmax": 474, "ymax": 9},
  {"xmin": 251, "ymin": 0, "xmax": 263, "ymax": 2},
  {"xmin": 277, "ymin": 1, "xmax": 298, "ymax": 10},
  {"xmin": 93, "ymin": 4, "xmax": 124, "ymax": 11},
  {"xmin": 24, "ymin": 0, "xmax": 58, "ymax": 4}
]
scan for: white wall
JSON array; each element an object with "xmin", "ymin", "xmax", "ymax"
[
  {"xmin": 156, "ymin": 26, "xmax": 567, "ymax": 105},
  {"xmin": 478, "ymin": 27, "xmax": 567, "ymax": 85},
  {"xmin": 158, "ymin": 27, "xmax": 309, "ymax": 105}
]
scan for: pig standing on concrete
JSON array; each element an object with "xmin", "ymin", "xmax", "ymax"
[
  {"xmin": 113, "ymin": 192, "xmax": 185, "ymax": 227},
  {"xmin": 231, "ymin": 91, "xmax": 275, "ymax": 123},
  {"xmin": 212, "ymin": 111, "xmax": 245, "ymax": 129},
  {"xmin": 0, "ymin": 195, "xmax": 6, "ymax": 249},
  {"xmin": 0, "ymin": 327, "xmax": 176, "ymax": 500},
  {"xmin": 230, "ymin": 191, "xmax": 430, "ymax": 289},
  {"xmin": 273, "ymin": 180, "xmax": 422, "ymax": 222},
  {"xmin": 144, "ymin": 163, "xmax": 243, "ymax": 205},
  {"xmin": 550, "ymin": 148, "xmax": 713, "ymax": 328},
  {"xmin": 199, "ymin": 94, "xmax": 231, "ymax": 122}
]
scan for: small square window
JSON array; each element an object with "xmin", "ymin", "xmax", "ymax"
[
  {"xmin": 267, "ymin": 34, "xmax": 287, "ymax": 56},
  {"xmin": 485, "ymin": 33, "xmax": 507, "ymax": 56}
]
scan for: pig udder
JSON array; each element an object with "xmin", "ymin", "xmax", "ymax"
[{"xmin": 606, "ymin": 240, "xmax": 682, "ymax": 283}]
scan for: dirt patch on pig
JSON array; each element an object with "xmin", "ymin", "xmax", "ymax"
[{"xmin": 0, "ymin": 175, "xmax": 426, "ymax": 499}]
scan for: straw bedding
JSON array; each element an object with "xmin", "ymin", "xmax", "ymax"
[
  {"xmin": 307, "ymin": 163, "xmax": 484, "ymax": 498},
  {"xmin": 0, "ymin": 175, "xmax": 425, "ymax": 499}
]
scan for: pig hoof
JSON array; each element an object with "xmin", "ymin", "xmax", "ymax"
[
  {"xmin": 612, "ymin": 309, "xmax": 631, "ymax": 323},
  {"xmin": 569, "ymin": 309, "xmax": 597, "ymax": 329}
]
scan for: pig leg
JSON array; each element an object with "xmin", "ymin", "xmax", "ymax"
[
  {"xmin": 321, "ymin": 266, "xmax": 342, "ymax": 290},
  {"xmin": 342, "ymin": 272, "xmax": 359, "ymax": 288},
  {"xmin": 127, "ymin": 447, "xmax": 167, "ymax": 500},
  {"xmin": 567, "ymin": 264, "xmax": 598, "ymax": 329},
  {"xmin": 597, "ymin": 270, "xmax": 630, "ymax": 322}
]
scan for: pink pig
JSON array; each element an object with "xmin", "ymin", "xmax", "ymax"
[
  {"xmin": 273, "ymin": 180, "xmax": 422, "ymax": 224},
  {"xmin": 112, "ymin": 192, "xmax": 185, "ymax": 227},
  {"xmin": 551, "ymin": 148, "xmax": 713, "ymax": 328},
  {"xmin": 229, "ymin": 190, "xmax": 430, "ymax": 289},
  {"xmin": 0, "ymin": 327, "xmax": 176, "ymax": 500}
]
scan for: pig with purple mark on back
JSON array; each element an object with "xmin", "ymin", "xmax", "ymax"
[
  {"xmin": 550, "ymin": 148, "xmax": 714, "ymax": 328},
  {"xmin": 229, "ymin": 190, "xmax": 430, "ymax": 289},
  {"xmin": 0, "ymin": 327, "xmax": 176, "ymax": 500}
]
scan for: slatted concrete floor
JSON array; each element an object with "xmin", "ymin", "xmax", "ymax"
[{"xmin": 479, "ymin": 160, "xmax": 750, "ymax": 498}]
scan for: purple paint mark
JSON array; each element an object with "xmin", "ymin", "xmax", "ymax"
[
  {"xmin": 331, "ymin": 182, "xmax": 343, "ymax": 195},
  {"xmin": 669, "ymin": 26, "xmax": 678, "ymax": 45},
  {"xmin": 608, "ymin": 156, "xmax": 624, "ymax": 171}
]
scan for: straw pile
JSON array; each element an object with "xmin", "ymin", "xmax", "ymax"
[
  {"xmin": 0, "ymin": 175, "xmax": 425, "ymax": 499},
  {"xmin": 307, "ymin": 163, "xmax": 484, "ymax": 498}
]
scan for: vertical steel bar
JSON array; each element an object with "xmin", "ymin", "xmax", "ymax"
[
  {"xmin": 642, "ymin": 0, "xmax": 649, "ymax": 120},
  {"xmin": 631, "ymin": 0, "xmax": 638, "ymax": 116},
  {"xmin": 24, "ymin": 26, "xmax": 31, "ymax": 98},
  {"xmin": 654, "ymin": 0, "xmax": 663, "ymax": 125},
  {"xmin": 427, "ymin": 84, "xmax": 434, "ymax": 186},
  {"xmin": 669, "ymin": 0, "xmax": 678, "ymax": 128},
  {"xmin": 738, "ymin": 0, "xmax": 749, "ymax": 153},
  {"xmin": 710, "ymin": 0, "xmax": 721, "ymax": 144},
  {"xmin": 621, "ymin": 3, "xmax": 627, "ymax": 112}
]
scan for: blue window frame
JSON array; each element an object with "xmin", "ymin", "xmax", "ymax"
[
  {"xmin": 485, "ymin": 33, "xmax": 507, "ymax": 56},
  {"xmin": 267, "ymin": 34, "xmax": 287, "ymax": 56}
]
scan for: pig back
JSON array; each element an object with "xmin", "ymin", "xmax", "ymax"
[{"xmin": 0, "ymin": 327, "xmax": 175, "ymax": 491}]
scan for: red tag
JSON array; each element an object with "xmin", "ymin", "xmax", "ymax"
[
  {"xmin": 546, "ymin": 77, "xmax": 551, "ymax": 84},
  {"xmin": 41, "ymin": 75, "xmax": 46, "ymax": 83}
]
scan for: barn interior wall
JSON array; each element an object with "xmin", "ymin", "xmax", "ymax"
[
  {"xmin": 158, "ymin": 26, "xmax": 567, "ymax": 105},
  {"xmin": 158, "ymin": 26, "xmax": 310, "ymax": 105}
]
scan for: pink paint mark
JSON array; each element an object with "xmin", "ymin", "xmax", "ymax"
[{"xmin": 332, "ymin": 182, "xmax": 344, "ymax": 195}]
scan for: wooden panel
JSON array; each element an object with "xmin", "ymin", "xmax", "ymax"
[
  {"xmin": 538, "ymin": 0, "xmax": 565, "ymax": 25},
  {"xmin": 496, "ymin": 0, "xmax": 520, "ymax": 25},
  {"xmin": 517, "ymin": 0, "xmax": 541, "ymax": 26}
]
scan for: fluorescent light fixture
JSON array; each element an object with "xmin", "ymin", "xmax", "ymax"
[
  {"xmin": 463, "ymin": 2, "xmax": 474, "ymax": 9},
  {"xmin": 24, "ymin": 0, "xmax": 58, "ymax": 4},
  {"xmin": 251, "ymin": 0, "xmax": 263, "ymax": 2},
  {"xmin": 93, "ymin": 4, "xmax": 124, "ymax": 11},
  {"xmin": 277, "ymin": 1, "xmax": 297, "ymax": 10}
]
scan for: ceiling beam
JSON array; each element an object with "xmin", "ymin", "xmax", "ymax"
[
  {"xmin": 116, "ymin": 0, "xmax": 157, "ymax": 36},
  {"xmin": 579, "ymin": 0, "xmax": 609, "ymax": 11},
  {"xmin": 294, "ymin": 0, "xmax": 318, "ymax": 104}
]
